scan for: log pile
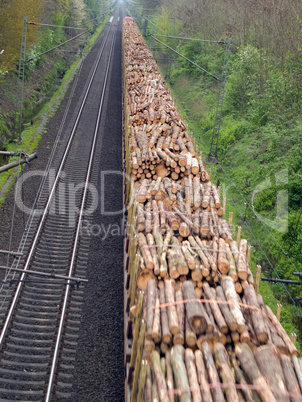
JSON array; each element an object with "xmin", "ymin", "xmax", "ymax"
[
  {"xmin": 124, "ymin": 16, "xmax": 209, "ymax": 183},
  {"xmin": 123, "ymin": 19, "xmax": 302, "ymax": 402}
]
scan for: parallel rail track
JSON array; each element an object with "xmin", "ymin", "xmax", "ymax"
[{"xmin": 0, "ymin": 14, "xmax": 117, "ymax": 401}]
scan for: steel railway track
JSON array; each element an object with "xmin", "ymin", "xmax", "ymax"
[{"xmin": 0, "ymin": 14, "xmax": 117, "ymax": 401}]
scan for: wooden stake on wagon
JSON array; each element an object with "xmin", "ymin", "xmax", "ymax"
[
  {"xmin": 255, "ymin": 265, "xmax": 262, "ymax": 293},
  {"xmin": 236, "ymin": 226, "xmax": 242, "ymax": 247},
  {"xmin": 276, "ymin": 303, "xmax": 282, "ymax": 321},
  {"xmin": 137, "ymin": 360, "xmax": 148, "ymax": 402},
  {"xmin": 131, "ymin": 321, "xmax": 146, "ymax": 402},
  {"xmin": 229, "ymin": 212, "xmax": 233, "ymax": 226},
  {"xmin": 130, "ymin": 292, "xmax": 144, "ymax": 368}
]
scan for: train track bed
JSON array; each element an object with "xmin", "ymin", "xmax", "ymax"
[{"xmin": 0, "ymin": 6, "xmax": 125, "ymax": 401}]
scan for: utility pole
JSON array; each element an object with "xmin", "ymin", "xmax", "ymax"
[
  {"xmin": 15, "ymin": 16, "xmax": 28, "ymax": 142},
  {"xmin": 207, "ymin": 39, "xmax": 231, "ymax": 163}
]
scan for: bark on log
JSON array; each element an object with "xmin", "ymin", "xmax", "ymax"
[
  {"xmin": 165, "ymin": 279, "xmax": 180, "ymax": 335},
  {"xmin": 230, "ymin": 353, "xmax": 255, "ymax": 402},
  {"xmin": 185, "ymin": 318, "xmax": 197, "ymax": 348},
  {"xmin": 265, "ymin": 305, "xmax": 298, "ymax": 356},
  {"xmin": 218, "ymin": 238, "xmax": 230, "ymax": 274},
  {"xmin": 235, "ymin": 342, "xmax": 277, "ymax": 402},
  {"xmin": 152, "ymin": 293, "xmax": 162, "ymax": 343},
  {"xmin": 146, "ymin": 279, "xmax": 157, "ymax": 340},
  {"xmin": 159, "ymin": 286, "xmax": 172, "ymax": 345},
  {"xmin": 138, "ymin": 232, "xmax": 154, "ymax": 270},
  {"xmin": 174, "ymin": 288, "xmax": 185, "ymax": 345},
  {"xmin": 182, "ymin": 281, "xmax": 208, "ymax": 335},
  {"xmin": 214, "ymin": 286, "xmax": 238, "ymax": 332},
  {"xmin": 203, "ymin": 283, "xmax": 228, "ymax": 334},
  {"xmin": 150, "ymin": 350, "xmax": 170, "ymax": 402},
  {"xmin": 165, "ymin": 350, "xmax": 175, "ymax": 402},
  {"xmin": 185, "ymin": 348, "xmax": 202, "ymax": 402},
  {"xmin": 146, "ymin": 233, "xmax": 160, "ymax": 276},
  {"xmin": 188, "ymin": 236, "xmax": 210, "ymax": 269},
  {"xmin": 195, "ymin": 349, "xmax": 213, "ymax": 402},
  {"xmin": 213, "ymin": 342, "xmax": 239, "ymax": 402},
  {"xmin": 244, "ymin": 285, "xmax": 268, "ymax": 343},
  {"xmin": 237, "ymin": 239, "xmax": 248, "ymax": 281},
  {"xmin": 170, "ymin": 345, "xmax": 191, "ymax": 402},
  {"xmin": 280, "ymin": 354, "xmax": 301, "ymax": 402},
  {"xmin": 201, "ymin": 341, "xmax": 225, "ymax": 402},
  {"xmin": 222, "ymin": 276, "xmax": 245, "ymax": 333},
  {"xmin": 253, "ymin": 344, "xmax": 290, "ymax": 402}
]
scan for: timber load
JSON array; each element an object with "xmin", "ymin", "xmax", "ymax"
[{"xmin": 123, "ymin": 18, "xmax": 302, "ymax": 402}]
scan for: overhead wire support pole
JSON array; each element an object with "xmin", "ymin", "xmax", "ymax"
[
  {"xmin": 15, "ymin": 16, "xmax": 28, "ymax": 142},
  {"xmin": 207, "ymin": 39, "xmax": 231, "ymax": 163},
  {"xmin": 151, "ymin": 35, "xmax": 220, "ymax": 81}
]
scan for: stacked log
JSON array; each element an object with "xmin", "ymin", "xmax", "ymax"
[
  {"xmin": 148, "ymin": 342, "xmax": 301, "ymax": 402},
  {"xmin": 138, "ymin": 279, "xmax": 297, "ymax": 356},
  {"xmin": 123, "ymin": 19, "xmax": 302, "ymax": 402}
]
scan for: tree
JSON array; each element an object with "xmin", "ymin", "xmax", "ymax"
[{"xmin": 0, "ymin": 0, "xmax": 43, "ymax": 76}]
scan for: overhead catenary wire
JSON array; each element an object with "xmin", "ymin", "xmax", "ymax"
[
  {"xmin": 152, "ymin": 33, "xmax": 226, "ymax": 44},
  {"xmin": 150, "ymin": 35, "xmax": 221, "ymax": 81},
  {"xmin": 26, "ymin": 30, "xmax": 89, "ymax": 63},
  {"xmin": 27, "ymin": 22, "xmax": 85, "ymax": 30}
]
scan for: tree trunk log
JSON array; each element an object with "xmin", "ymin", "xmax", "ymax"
[
  {"xmin": 159, "ymin": 286, "xmax": 172, "ymax": 345},
  {"xmin": 182, "ymin": 281, "xmax": 208, "ymax": 335},
  {"xmin": 253, "ymin": 344, "xmax": 289, "ymax": 402},
  {"xmin": 170, "ymin": 345, "xmax": 191, "ymax": 402},
  {"xmin": 244, "ymin": 284, "xmax": 268, "ymax": 343},
  {"xmin": 201, "ymin": 341, "xmax": 225, "ymax": 402},
  {"xmin": 165, "ymin": 350, "xmax": 175, "ymax": 402},
  {"xmin": 195, "ymin": 349, "xmax": 213, "ymax": 402},
  {"xmin": 215, "ymin": 286, "xmax": 238, "ymax": 332},
  {"xmin": 218, "ymin": 238, "xmax": 230, "ymax": 274},
  {"xmin": 152, "ymin": 293, "xmax": 162, "ymax": 343},
  {"xmin": 235, "ymin": 342, "xmax": 277, "ymax": 402},
  {"xmin": 150, "ymin": 350, "xmax": 170, "ymax": 402},
  {"xmin": 203, "ymin": 283, "xmax": 228, "ymax": 334},
  {"xmin": 213, "ymin": 342, "xmax": 239, "ymax": 402},
  {"xmin": 185, "ymin": 348, "xmax": 202, "ymax": 402},
  {"xmin": 146, "ymin": 279, "xmax": 157, "ymax": 340},
  {"xmin": 222, "ymin": 276, "xmax": 245, "ymax": 333},
  {"xmin": 165, "ymin": 279, "xmax": 180, "ymax": 335},
  {"xmin": 174, "ymin": 288, "xmax": 185, "ymax": 345},
  {"xmin": 280, "ymin": 354, "xmax": 301, "ymax": 402}
]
